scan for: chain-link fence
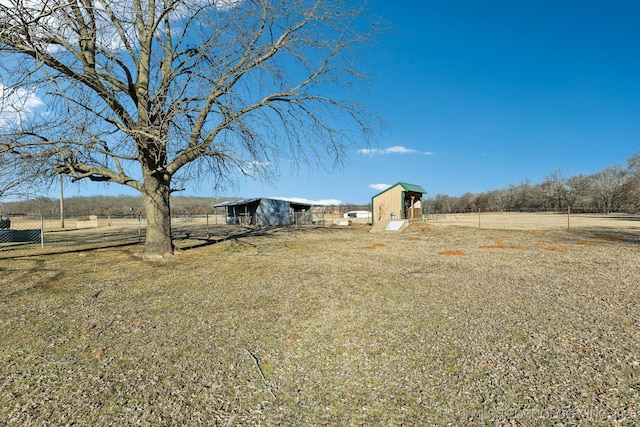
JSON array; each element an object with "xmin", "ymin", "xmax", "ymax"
[
  {"xmin": 216, "ymin": 210, "xmax": 327, "ymax": 226},
  {"xmin": 0, "ymin": 211, "xmax": 334, "ymax": 256},
  {"xmin": 0, "ymin": 214, "xmax": 143, "ymax": 251},
  {"xmin": 0, "ymin": 214, "xmax": 43, "ymax": 247}
]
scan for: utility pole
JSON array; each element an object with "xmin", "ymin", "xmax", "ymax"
[{"xmin": 59, "ymin": 175, "xmax": 65, "ymax": 229}]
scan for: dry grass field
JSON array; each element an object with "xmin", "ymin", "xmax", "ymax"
[
  {"xmin": 429, "ymin": 211, "xmax": 640, "ymax": 232},
  {"xmin": 1, "ymin": 213, "xmax": 639, "ymax": 425}
]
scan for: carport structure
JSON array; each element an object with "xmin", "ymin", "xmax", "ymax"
[{"xmin": 213, "ymin": 198, "xmax": 313, "ymax": 226}]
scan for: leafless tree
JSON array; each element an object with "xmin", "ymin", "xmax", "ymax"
[
  {"xmin": 564, "ymin": 174, "xmax": 591, "ymax": 211},
  {"xmin": 620, "ymin": 154, "xmax": 640, "ymax": 212},
  {"xmin": 0, "ymin": 148, "xmax": 47, "ymax": 200},
  {"xmin": 591, "ymin": 165, "xmax": 626, "ymax": 213},
  {"xmin": 544, "ymin": 169, "xmax": 567, "ymax": 211},
  {"xmin": 0, "ymin": 0, "xmax": 379, "ymax": 258}
]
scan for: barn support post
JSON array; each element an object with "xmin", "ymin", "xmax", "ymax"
[{"xmin": 410, "ymin": 195, "xmax": 415, "ymax": 220}]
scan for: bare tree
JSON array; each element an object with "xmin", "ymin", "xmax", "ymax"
[
  {"xmin": 0, "ymin": 154, "xmax": 19, "ymax": 199},
  {"xmin": 620, "ymin": 154, "xmax": 640, "ymax": 213},
  {"xmin": 0, "ymin": 148, "xmax": 47, "ymax": 201},
  {"xmin": 0, "ymin": 0, "xmax": 379, "ymax": 258},
  {"xmin": 592, "ymin": 165, "xmax": 626, "ymax": 213},
  {"xmin": 544, "ymin": 169, "xmax": 567, "ymax": 211},
  {"xmin": 564, "ymin": 174, "xmax": 591, "ymax": 211},
  {"xmin": 627, "ymin": 154, "xmax": 640, "ymax": 174}
]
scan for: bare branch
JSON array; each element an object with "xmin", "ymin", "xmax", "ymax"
[{"xmin": 1, "ymin": 0, "xmax": 381, "ymax": 256}]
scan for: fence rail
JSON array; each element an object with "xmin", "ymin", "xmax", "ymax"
[{"xmin": 0, "ymin": 212, "xmax": 335, "ymax": 256}]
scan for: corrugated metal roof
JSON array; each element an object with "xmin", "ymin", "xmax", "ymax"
[
  {"xmin": 212, "ymin": 198, "xmax": 261, "ymax": 207},
  {"xmin": 212, "ymin": 198, "xmax": 313, "ymax": 208},
  {"xmin": 397, "ymin": 182, "xmax": 426, "ymax": 193},
  {"xmin": 373, "ymin": 182, "xmax": 426, "ymax": 198}
]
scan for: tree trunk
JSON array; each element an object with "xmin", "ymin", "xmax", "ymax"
[{"xmin": 142, "ymin": 171, "xmax": 174, "ymax": 259}]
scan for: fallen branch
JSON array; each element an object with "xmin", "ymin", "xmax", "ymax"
[{"xmin": 244, "ymin": 348, "xmax": 277, "ymax": 399}]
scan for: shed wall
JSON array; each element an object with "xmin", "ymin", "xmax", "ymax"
[
  {"xmin": 256, "ymin": 199, "xmax": 290, "ymax": 225},
  {"xmin": 373, "ymin": 186, "xmax": 403, "ymax": 222}
]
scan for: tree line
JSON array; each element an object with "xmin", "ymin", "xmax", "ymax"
[
  {"xmin": 424, "ymin": 154, "xmax": 640, "ymax": 215},
  {"xmin": 0, "ymin": 195, "xmax": 371, "ymax": 218},
  {"xmin": 3, "ymin": 154, "xmax": 638, "ymax": 218},
  {"xmin": 0, "ymin": 195, "xmax": 230, "ymax": 217}
]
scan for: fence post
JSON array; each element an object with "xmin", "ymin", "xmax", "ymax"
[{"xmin": 40, "ymin": 215, "xmax": 45, "ymax": 247}]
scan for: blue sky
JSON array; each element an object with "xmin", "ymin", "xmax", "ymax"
[{"xmin": 63, "ymin": 0, "xmax": 640, "ymax": 205}]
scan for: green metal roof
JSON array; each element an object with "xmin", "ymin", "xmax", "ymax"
[
  {"xmin": 396, "ymin": 182, "xmax": 426, "ymax": 193},
  {"xmin": 373, "ymin": 182, "xmax": 426, "ymax": 198}
]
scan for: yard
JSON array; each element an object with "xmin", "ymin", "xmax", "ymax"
[{"xmin": 1, "ymin": 214, "xmax": 639, "ymax": 425}]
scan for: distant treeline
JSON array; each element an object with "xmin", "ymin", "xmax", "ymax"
[
  {"xmin": 424, "ymin": 154, "xmax": 640, "ymax": 214},
  {"xmin": 0, "ymin": 195, "xmax": 370, "ymax": 217},
  {"xmin": 0, "ymin": 195, "xmax": 223, "ymax": 217},
  {"xmin": 3, "ymin": 154, "xmax": 638, "ymax": 217}
]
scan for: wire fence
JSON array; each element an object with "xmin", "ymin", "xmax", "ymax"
[{"xmin": 0, "ymin": 211, "xmax": 339, "ymax": 256}]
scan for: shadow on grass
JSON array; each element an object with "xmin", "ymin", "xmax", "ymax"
[
  {"xmin": 569, "ymin": 227, "xmax": 640, "ymax": 246},
  {"xmin": 0, "ymin": 225, "xmax": 297, "ymax": 260},
  {"xmin": 175, "ymin": 226, "xmax": 289, "ymax": 251},
  {"xmin": 607, "ymin": 215, "xmax": 640, "ymax": 222},
  {"xmin": 0, "ymin": 240, "xmax": 144, "ymax": 260},
  {"xmin": 0, "ymin": 257, "xmax": 68, "ymax": 298}
]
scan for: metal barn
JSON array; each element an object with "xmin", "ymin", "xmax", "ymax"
[
  {"xmin": 371, "ymin": 182, "xmax": 426, "ymax": 224},
  {"xmin": 213, "ymin": 198, "xmax": 313, "ymax": 226}
]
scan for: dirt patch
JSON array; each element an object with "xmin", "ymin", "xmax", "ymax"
[
  {"xmin": 407, "ymin": 223, "xmax": 433, "ymax": 232},
  {"xmin": 489, "ymin": 236, "xmax": 510, "ymax": 244},
  {"xmin": 576, "ymin": 241, "xmax": 597, "ymax": 246},
  {"xmin": 480, "ymin": 245, "xmax": 525, "ymax": 250},
  {"xmin": 480, "ymin": 235, "xmax": 525, "ymax": 249},
  {"xmin": 546, "ymin": 247, "xmax": 567, "ymax": 252},
  {"xmin": 594, "ymin": 236, "xmax": 625, "ymax": 242},
  {"xmin": 366, "ymin": 242, "xmax": 386, "ymax": 249},
  {"xmin": 438, "ymin": 250, "xmax": 466, "ymax": 256}
]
